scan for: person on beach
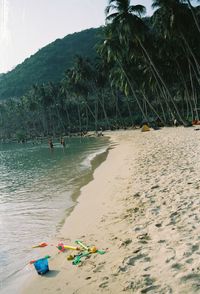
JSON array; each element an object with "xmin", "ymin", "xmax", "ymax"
[
  {"xmin": 97, "ymin": 128, "xmax": 103, "ymax": 137},
  {"xmin": 48, "ymin": 138, "xmax": 53, "ymax": 149},
  {"xmin": 174, "ymin": 119, "xmax": 178, "ymax": 127}
]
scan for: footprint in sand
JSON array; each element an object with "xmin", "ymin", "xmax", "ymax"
[
  {"xmin": 137, "ymin": 233, "xmax": 151, "ymax": 244},
  {"xmin": 141, "ymin": 285, "xmax": 160, "ymax": 293},
  {"xmin": 99, "ymin": 281, "xmax": 109, "ymax": 288},
  {"xmin": 180, "ymin": 272, "xmax": 200, "ymax": 292},
  {"xmin": 184, "ymin": 243, "xmax": 199, "ymax": 258},
  {"xmin": 120, "ymin": 238, "xmax": 132, "ymax": 247},
  {"xmin": 157, "ymin": 240, "xmax": 166, "ymax": 243},
  {"xmin": 102, "ymin": 276, "xmax": 109, "ymax": 281},
  {"xmin": 171, "ymin": 263, "xmax": 183, "ymax": 271},
  {"xmin": 123, "ymin": 275, "xmax": 158, "ymax": 293},
  {"xmin": 185, "ymin": 258, "xmax": 193, "ymax": 264},
  {"xmin": 127, "ymin": 253, "xmax": 148, "ymax": 266},
  {"xmin": 144, "ymin": 266, "xmax": 152, "ymax": 272},
  {"xmin": 93, "ymin": 262, "xmax": 106, "ymax": 273},
  {"xmin": 119, "ymin": 252, "xmax": 151, "ymax": 272},
  {"xmin": 165, "ymin": 247, "xmax": 176, "ymax": 263}
]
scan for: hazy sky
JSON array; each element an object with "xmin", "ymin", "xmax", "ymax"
[{"xmin": 0, "ymin": 0, "xmax": 152, "ymax": 73}]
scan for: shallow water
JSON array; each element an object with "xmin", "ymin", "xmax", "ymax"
[{"xmin": 0, "ymin": 136, "xmax": 109, "ymax": 291}]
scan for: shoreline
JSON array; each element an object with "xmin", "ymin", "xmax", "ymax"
[
  {"xmin": 22, "ymin": 127, "xmax": 200, "ymax": 293},
  {"xmin": 0, "ymin": 136, "xmax": 110, "ymax": 294},
  {"xmin": 22, "ymin": 130, "xmax": 131, "ymax": 293}
]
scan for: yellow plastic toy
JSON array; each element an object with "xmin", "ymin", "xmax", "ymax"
[
  {"xmin": 89, "ymin": 246, "xmax": 97, "ymax": 253},
  {"xmin": 57, "ymin": 242, "xmax": 80, "ymax": 252}
]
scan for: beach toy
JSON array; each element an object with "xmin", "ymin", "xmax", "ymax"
[
  {"xmin": 95, "ymin": 249, "xmax": 106, "ymax": 255},
  {"xmin": 89, "ymin": 246, "xmax": 97, "ymax": 253},
  {"xmin": 33, "ymin": 257, "xmax": 50, "ymax": 275},
  {"xmin": 57, "ymin": 242, "xmax": 80, "ymax": 252},
  {"xmin": 68, "ymin": 241, "xmax": 106, "ymax": 265},
  {"xmin": 75, "ymin": 240, "xmax": 89, "ymax": 251},
  {"xmin": 75, "ymin": 240, "xmax": 105, "ymax": 255},
  {"xmin": 30, "ymin": 255, "xmax": 50, "ymax": 264},
  {"xmin": 32, "ymin": 242, "xmax": 48, "ymax": 248},
  {"xmin": 67, "ymin": 254, "xmax": 75, "ymax": 261},
  {"xmin": 72, "ymin": 251, "xmax": 90, "ymax": 265}
]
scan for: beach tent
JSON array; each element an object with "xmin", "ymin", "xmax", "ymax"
[{"xmin": 141, "ymin": 124, "xmax": 150, "ymax": 132}]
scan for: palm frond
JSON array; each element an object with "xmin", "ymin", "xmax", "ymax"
[
  {"xmin": 129, "ymin": 5, "xmax": 146, "ymax": 16},
  {"xmin": 152, "ymin": 0, "xmax": 160, "ymax": 9},
  {"xmin": 105, "ymin": 4, "xmax": 117, "ymax": 16},
  {"xmin": 108, "ymin": 0, "xmax": 116, "ymax": 4},
  {"xmin": 106, "ymin": 12, "xmax": 119, "ymax": 22}
]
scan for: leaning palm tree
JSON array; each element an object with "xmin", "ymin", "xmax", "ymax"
[
  {"xmin": 98, "ymin": 25, "xmax": 148, "ymax": 123},
  {"xmin": 63, "ymin": 58, "xmax": 97, "ymax": 132},
  {"xmin": 152, "ymin": 0, "xmax": 200, "ymax": 120},
  {"xmin": 105, "ymin": 0, "xmax": 187, "ymax": 124},
  {"xmin": 102, "ymin": 1, "xmax": 149, "ymax": 122}
]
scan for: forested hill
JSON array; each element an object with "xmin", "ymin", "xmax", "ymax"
[{"xmin": 0, "ymin": 27, "xmax": 102, "ymax": 100}]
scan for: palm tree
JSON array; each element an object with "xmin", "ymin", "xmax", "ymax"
[
  {"xmin": 98, "ymin": 24, "xmax": 149, "ymax": 123},
  {"xmin": 152, "ymin": 0, "xmax": 200, "ymax": 120},
  {"xmin": 104, "ymin": 0, "xmax": 188, "ymax": 124}
]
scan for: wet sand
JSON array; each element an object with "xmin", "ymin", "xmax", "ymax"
[{"xmin": 23, "ymin": 127, "xmax": 200, "ymax": 294}]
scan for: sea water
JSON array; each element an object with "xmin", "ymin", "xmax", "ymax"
[{"xmin": 0, "ymin": 136, "xmax": 109, "ymax": 292}]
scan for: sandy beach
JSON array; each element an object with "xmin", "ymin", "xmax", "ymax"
[{"xmin": 22, "ymin": 127, "xmax": 200, "ymax": 294}]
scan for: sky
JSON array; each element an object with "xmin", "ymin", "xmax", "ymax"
[{"xmin": 0, "ymin": 0, "xmax": 154, "ymax": 73}]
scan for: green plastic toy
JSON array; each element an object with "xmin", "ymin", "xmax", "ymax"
[
  {"xmin": 71, "ymin": 240, "xmax": 106, "ymax": 266},
  {"xmin": 72, "ymin": 251, "xmax": 90, "ymax": 265},
  {"xmin": 75, "ymin": 240, "xmax": 105, "ymax": 255},
  {"xmin": 75, "ymin": 240, "xmax": 89, "ymax": 250}
]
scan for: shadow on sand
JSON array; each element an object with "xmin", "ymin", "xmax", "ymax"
[{"xmin": 43, "ymin": 270, "xmax": 60, "ymax": 278}]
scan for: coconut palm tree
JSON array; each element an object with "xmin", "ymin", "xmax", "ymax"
[
  {"xmin": 98, "ymin": 24, "xmax": 149, "ymax": 123},
  {"xmin": 152, "ymin": 0, "xmax": 200, "ymax": 120},
  {"xmin": 104, "ymin": 0, "xmax": 188, "ymax": 124}
]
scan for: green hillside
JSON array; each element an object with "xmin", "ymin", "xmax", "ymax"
[{"xmin": 0, "ymin": 27, "xmax": 102, "ymax": 100}]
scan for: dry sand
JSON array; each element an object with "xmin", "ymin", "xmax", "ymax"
[{"xmin": 23, "ymin": 127, "xmax": 200, "ymax": 294}]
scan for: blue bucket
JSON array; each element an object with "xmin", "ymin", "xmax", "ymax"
[{"xmin": 34, "ymin": 258, "xmax": 49, "ymax": 275}]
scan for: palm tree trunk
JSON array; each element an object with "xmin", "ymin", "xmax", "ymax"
[
  {"xmin": 154, "ymin": 86, "xmax": 167, "ymax": 122},
  {"xmin": 65, "ymin": 107, "xmax": 71, "ymax": 135},
  {"xmin": 189, "ymin": 61, "xmax": 199, "ymax": 120},
  {"xmin": 175, "ymin": 59, "xmax": 194, "ymax": 120},
  {"xmin": 77, "ymin": 100, "xmax": 82, "ymax": 133},
  {"xmin": 148, "ymin": 62, "xmax": 173, "ymax": 121},
  {"xmin": 98, "ymin": 92, "xmax": 110, "ymax": 128},
  {"xmin": 116, "ymin": 57, "xmax": 149, "ymax": 122},
  {"xmin": 141, "ymin": 90, "xmax": 165, "ymax": 125},
  {"xmin": 94, "ymin": 95, "xmax": 98, "ymax": 132},
  {"xmin": 138, "ymin": 38, "xmax": 186, "ymax": 125},
  {"xmin": 112, "ymin": 89, "xmax": 123, "ymax": 128},
  {"xmin": 181, "ymin": 33, "xmax": 200, "ymax": 76}
]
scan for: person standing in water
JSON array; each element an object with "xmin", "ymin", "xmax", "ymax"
[
  {"xmin": 48, "ymin": 138, "xmax": 54, "ymax": 149},
  {"xmin": 60, "ymin": 137, "xmax": 65, "ymax": 147}
]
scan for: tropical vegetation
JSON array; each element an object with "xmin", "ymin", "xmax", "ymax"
[
  {"xmin": 0, "ymin": 0, "xmax": 200, "ymax": 140},
  {"xmin": 0, "ymin": 28, "xmax": 101, "ymax": 100}
]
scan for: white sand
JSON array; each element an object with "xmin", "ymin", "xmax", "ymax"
[{"xmin": 23, "ymin": 127, "xmax": 200, "ymax": 294}]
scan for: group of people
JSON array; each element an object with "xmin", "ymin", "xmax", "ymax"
[{"xmin": 48, "ymin": 137, "xmax": 65, "ymax": 150}]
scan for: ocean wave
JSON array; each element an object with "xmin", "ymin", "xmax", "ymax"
[{"xmin": 80, "ymin": 146, "xmax": 109, "ymax": 169}]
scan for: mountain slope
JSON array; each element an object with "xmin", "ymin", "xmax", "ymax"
[{"xmin": 0, "ymin": 27, "xmax": 102, "ymax": 100}]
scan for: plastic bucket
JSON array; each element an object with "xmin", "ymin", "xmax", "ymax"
[{"xmin": 34, "ymin": 258, "xmax": 49, "ymax": 275}]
